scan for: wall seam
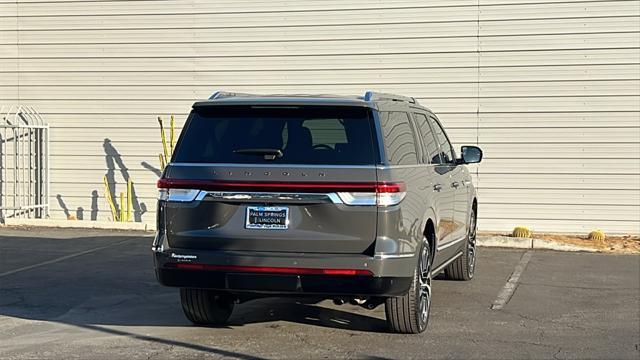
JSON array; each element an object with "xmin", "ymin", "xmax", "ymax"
[
  {"xmin": 16, "ymin": 0, "xmax": 20, "ymax": 104},
  {"xmin": 476, "ymin": 0, "xmax": 481, "ymax": 192}
]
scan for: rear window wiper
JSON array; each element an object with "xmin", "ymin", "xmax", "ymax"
[{"xmin": 233, "ymin": 148, "xmax": 283, "ymax": 160}]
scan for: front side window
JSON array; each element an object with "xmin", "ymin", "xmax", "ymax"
[
  {"xmin": 173, "ymin": 105, "xmax": 378, "ymax": 165},
  {"xmin": 428, "ymin": 116, "xmax": 455, "ymax": 164},
  {"xmin": 413, "ymin": 112, "xmax": 441, "ymax": 164},
  {"xmin": 379, "ymin": 111, "xmax": 419, "ymax": 165}
]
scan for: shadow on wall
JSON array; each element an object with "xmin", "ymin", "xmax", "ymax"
[
  {"xmin": 103, "ymin": 138, "xmax": 147, "ymax": 222},
  {"xmin": 56, "ymin": 193, "xmax": 99, "ymax": 221},
  {"xmin": 55, "ymin": 194, "xmax": 70, "ymax": 219},
  {"xmin": 91, "ymin": 190, "xmax": 98, "ymax": 220},
  {"xmin": 141, "ymin": 161, "xmax": 162, "ymax": 177}
]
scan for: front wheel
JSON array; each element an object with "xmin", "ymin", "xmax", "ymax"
[
  {"xmin": 180, "ymin": 288, "xmax": 235, "ymax": 326},
  {"xmin": 385, "ymin": 238, "xmax": 432, "ymax": 334},
  {"xmin": 445, "ymin": 207, "xmax": 477, "ymax": 281}
]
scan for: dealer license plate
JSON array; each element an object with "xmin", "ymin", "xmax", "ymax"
[{"xmin": 245, "ymin": 206, "xmax": 289, "ymax": 230}]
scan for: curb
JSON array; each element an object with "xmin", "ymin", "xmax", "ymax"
[
  {"xmin": 2, "ymin": 218, "xmax": 154, "ymax": 232},
  {"xmin": 0, "ymin": 220, "xmax": 604, "ymax": 253},
  {"xmin": 477, "ymin": 236, "xmax": 599, "ymax": 252}
]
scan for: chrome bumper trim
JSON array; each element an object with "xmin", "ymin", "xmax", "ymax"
[
  {"xmin": 195, "ymin": 191, "xmax": 340, "ymax": 204},
  {"xmin": 373, "ymin": 253, "xmax": 415, "ymax": 259}
]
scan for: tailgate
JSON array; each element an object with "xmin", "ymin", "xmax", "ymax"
[{"xmin": 161, "ymin": 165, "xmax": 378, "ymax": 254}]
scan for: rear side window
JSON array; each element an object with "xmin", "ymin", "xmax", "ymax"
[
  {"xmin": 379, "ymin": 112, "xmax": 418, "ymax": 165},
  {"xmin": 413, "ymin": 112, "xmax": 441, "ymax": 164},
  {"xmin": 173, "ymin": 105, "xmax": 378, "ymax": 165}
]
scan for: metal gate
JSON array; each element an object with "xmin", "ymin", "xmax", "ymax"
[{"xmin": 0, "ymin": 106, "xmax": 49, "ymax": 221}]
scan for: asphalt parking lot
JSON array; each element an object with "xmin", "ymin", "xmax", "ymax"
[{"xmin": 0, "ymin": 228, "xmax": 638, "ymax": 359}]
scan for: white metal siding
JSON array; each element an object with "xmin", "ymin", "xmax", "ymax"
[{"xmin": 1, "ymin": 0, "xmax": 639, "ymax": 234}]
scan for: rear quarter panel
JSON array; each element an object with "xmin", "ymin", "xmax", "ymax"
[{"xmin": 375, "ymin": 166, "xmax": 432, "ymax": 258}]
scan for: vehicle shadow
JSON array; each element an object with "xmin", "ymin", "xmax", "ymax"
[
  {"xmin": 0, "ymin": 232, "xmax": 389, "ymax": 334},
  {"xmin": 230, "ymin": 297, "xmax": 388, "ymax": 333}
]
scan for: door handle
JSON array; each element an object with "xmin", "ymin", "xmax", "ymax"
[
  {"xmin": 451, "ymin": 181, "xmax": 460, "ymax": 188},
  {"xmin": 433, "ymin": 184, "xmax": 443, "ymax": 192}
]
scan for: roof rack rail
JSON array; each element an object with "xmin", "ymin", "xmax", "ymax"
[
  {"xmin": 363, "ymin": 91, "xmax": 417, "ymax": 104},
  {"xmin": 209, "ymin": 91, "xmax": 257, "ymax": 100}
]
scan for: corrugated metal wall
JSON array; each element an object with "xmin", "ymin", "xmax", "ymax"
[{"xmin": 1, "ymin": 0, "xmax": 639, "ymax": 233}]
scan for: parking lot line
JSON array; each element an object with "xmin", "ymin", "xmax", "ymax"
[
  {"xmin": 0, "ymin": 237, "xmax": 140, "ymax": 278},
  {"xmin": 491, "ymin": 250, "xmax": 533, "ymax": 310}
]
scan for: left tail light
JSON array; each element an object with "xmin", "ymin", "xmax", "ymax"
[{"xmin": 157, "ymin": 179, "xmax": 200, "ymax": 202}]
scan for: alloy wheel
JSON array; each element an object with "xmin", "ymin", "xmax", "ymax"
[
  {"xmin": 418, "ymin": 240, "xmax": 432, "ymax": 329},
  {"xmin": 467, "ymin": 211, "xmax": 477, "ymax": 277}
]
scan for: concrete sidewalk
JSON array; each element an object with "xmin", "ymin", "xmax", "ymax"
[{"xmin": 477, "ymin": 235, "xmax": 600, "ymax": 252}]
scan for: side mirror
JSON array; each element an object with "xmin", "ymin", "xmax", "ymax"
[{"xmin": 460, "ymin": 146, "xmax": 483, "ymax": 164}]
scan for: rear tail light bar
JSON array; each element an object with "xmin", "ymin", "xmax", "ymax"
[
  {"xmin": 158, "ymin": 179, "xmax": 384, "ymax": 193},
  {"xmin": 157, "ymin": 179, "xmax": 406, "ymax": 206},
  {"xmin": 167, "ymin": 263, "xmax": 373, "ymax": 276}
]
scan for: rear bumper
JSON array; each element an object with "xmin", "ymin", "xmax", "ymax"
[
  {"xmin": 156, "ymin": 267, "xmax": 411, "ymax": 296},
  {"xmin": 153, "ymin": 247, "xmax": 415, "ymax": 296}
]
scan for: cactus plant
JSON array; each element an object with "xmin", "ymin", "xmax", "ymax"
[
  {"xmin": 512, "ymin": 226, "xmax": 532, "ymax": 238},
  {"xmin": 103, "ymin": 176, "xmax": 119, "ymax": 221},
  {"xmin": 157, "ymin": 115, "xmax": 176, "ymax": 171},
  {"xmin": 588, "ymin": 230, "xmax": 606, "ymax": 242},
  {"xmin": 102, "ymin": 176, "xmax": 134, "ymax": 222}
]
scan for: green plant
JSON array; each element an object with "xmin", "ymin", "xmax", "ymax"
[
  {"xmin": 158, "ymin": 115, "xmax": 175, "ymax": 171},
  {"xmin": 512, "ymin": 226, "xmax": 532, "ymax": 238},
  {"xmin": 103, "ymin": 176, "xmax": 133, "ymax": 222}
]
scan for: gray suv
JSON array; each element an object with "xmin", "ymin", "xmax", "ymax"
[{"xmin": 152, "ymin": 91, "xmax": 482, "ymax": 334}]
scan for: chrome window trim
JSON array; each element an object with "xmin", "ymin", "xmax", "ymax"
[{"xmin": 376, "ymin": 164, "xmax": 437, "ymax": 170}]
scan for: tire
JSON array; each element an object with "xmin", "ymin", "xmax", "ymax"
[
  {"xmin": 180, "ymin": 288, "xmax": 235, "ymax": 326},
  {"xmin": 385, "ymin": 238, "xmax": 432, "ymax": 334},
  {"xmin": 445, "ymin": 207, "xmax": 477, "ymax": 281}
]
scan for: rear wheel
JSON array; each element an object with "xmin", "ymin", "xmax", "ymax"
[
  {"xmin": 180, "ymin": 288, "xmax": 235, "ymax": 326},
  {"xmin": 445, "ymin": 207, "xmax": 477, "ymax": 281},
  {"xmin": 385, "ymin": 238, "xmax": 432, "ymax": 334}
]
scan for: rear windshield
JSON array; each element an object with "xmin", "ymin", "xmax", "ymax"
[{"xmin": 173, "ymin": 105, "xmax": 378, "ymax": 165}]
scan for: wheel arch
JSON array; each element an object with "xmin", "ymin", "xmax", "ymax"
[
  {"xmin": 420, "ymin": 202, "xmax": 438, "ymax": 258},
  {"xmin": 423, "ymin": 218, "xmax": 437, "ymax": 263}
]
